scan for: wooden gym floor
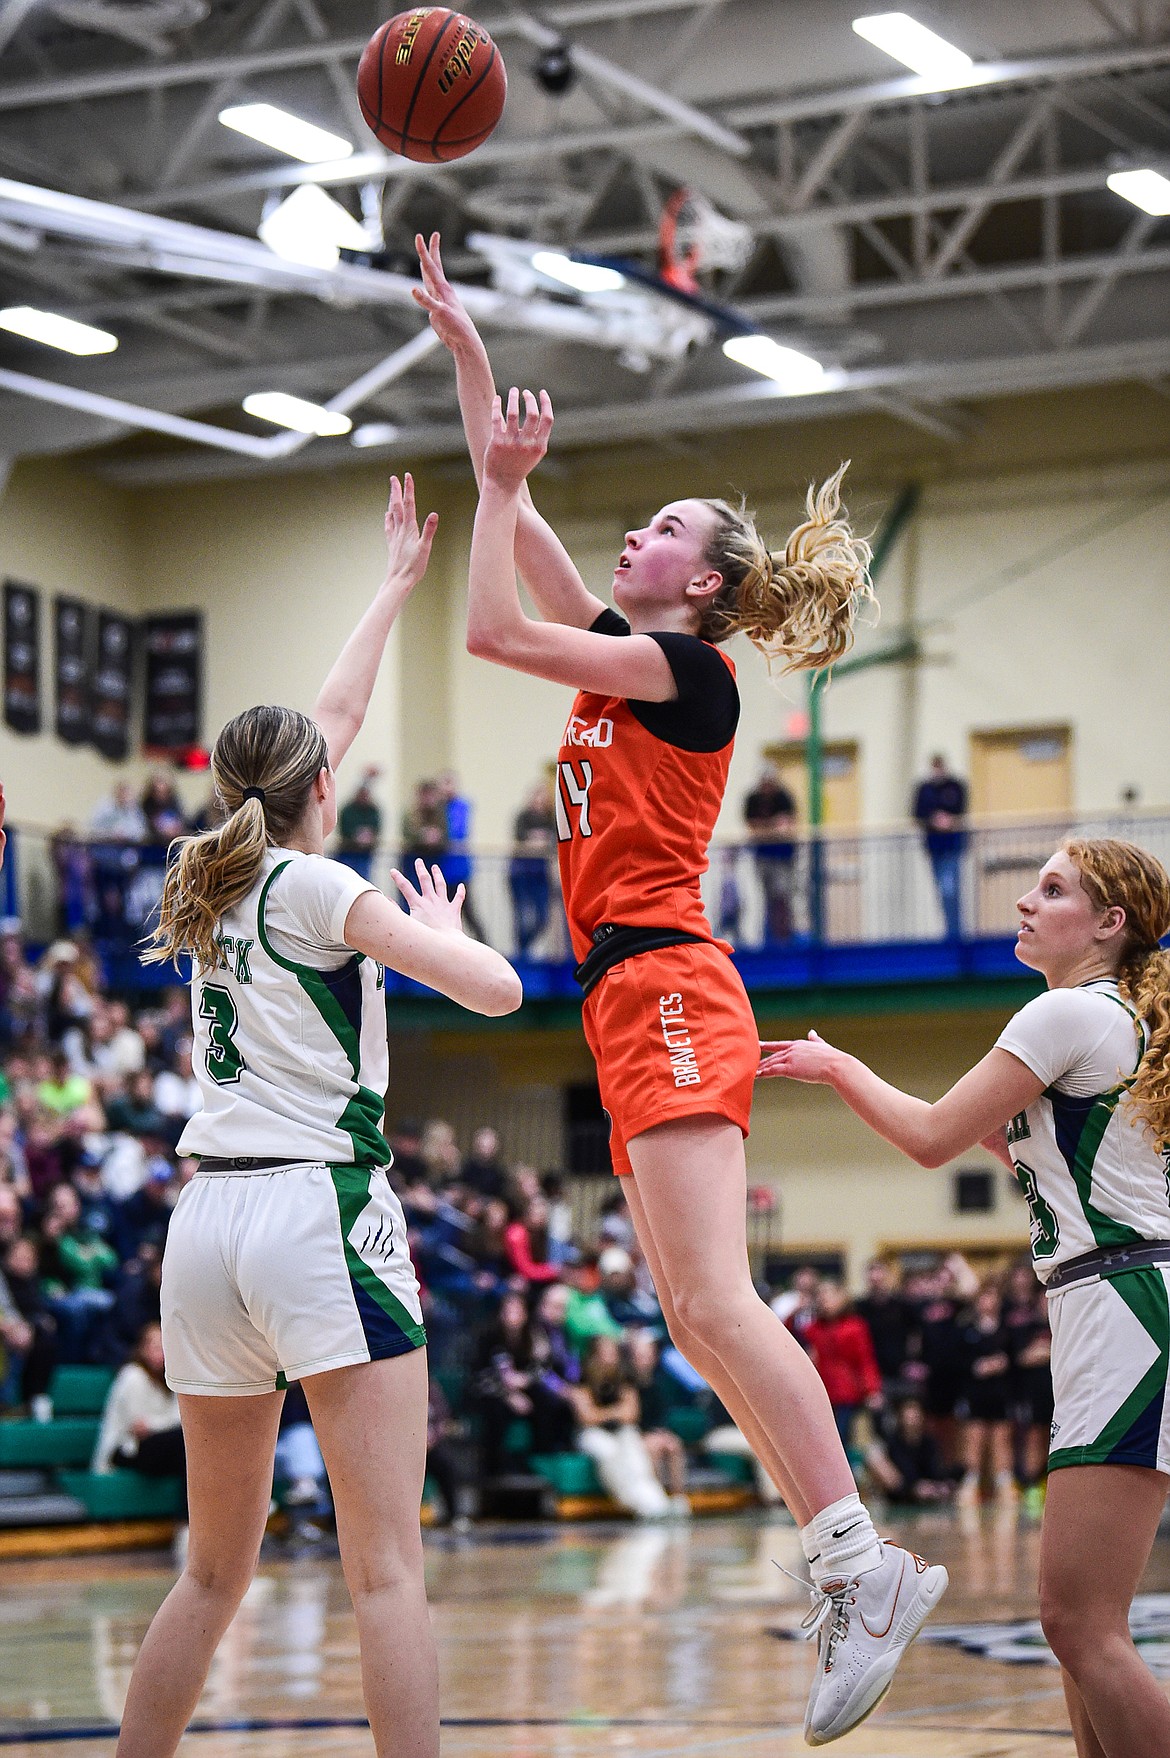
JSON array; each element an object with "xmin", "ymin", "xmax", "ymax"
[{"xmin": 3, "ymin": 1508, "xmax": 1170, "ymax": 1756}]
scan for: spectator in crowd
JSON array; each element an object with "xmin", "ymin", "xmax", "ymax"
[
  {"xmin": 509, "ymin": 778, "xmax": 556, "ymax": 956},
  {"xmin": 1, "ymin": 1234, "xmax": 55, "ymax": 1414},
  {"xmin": 139, "ymin": 775, "xmax": 187, "ymax": 844},
  {"xmin": 420, "ymin": 1116, "xmax": 461, "ymax": 1184},
  {"xmin": 473, "ymin": 1291, "xmax": 576, "ymax": 1475},
  {"xmin": 275, "ymin": 1382, "xmax": 332, "ymax": 1538},
  {"xmin": 105, "ymin": 1069, "xmax": 169, "ymax": 1142},
  {"xmin": 153, "ymin": 1038, "xmax": 199, "ymax": 1127},
  {"xmin": 50, "ymin": 828, "xmax": 92, "ymax": 936},
  {"xmin": 386, "ymin": 1118, "xmax": 427, "ymax": 1187},
  {"xmin": 427, "ymin": 1375, "xmax": 474, "ymax": 1529},
  {"xmin": 401, "ymin": 779, "xmax": 448, "ymax": 876},
  {"xmin": 866, "ymin": 1398, "xmax": 954, "ymax": 1505},
  {"xmin": 743, "ymin": 760, "xmax": 799, "ymax": 944},
  {"xmin": 39, "ymin": 942, "xmax": 94, "ymax": 1043},
  {"xmin": 37, "ymin": 1047, "xmax": 92, "ymax": 1118},
  {"xmin": 337, "ymin": 767, "xmax": 382, "ymax": 880},
  {"xmin": 90, "ymin": 782, "xmax": 147, "ymax": 844},
  {"xmin": 598, "ymin": 1246, "xmax": 661, "ymax": 1330},
  {"xmin": 541, "ymin": 1170, "xmax": 574, "ymax": 1255},
  {"xmin": 0, "ymin": 928, "xmax": 38, "ymax": 1046},
  {"xmin": 563, "ymin": 1253, "xmax": 624, "ymax": 1356},
  {"xmin": 92, "ymin": 1321, "xmax": 186, "ymax": 1518},
  {"xmin": 461, "ymin": 1125, "xmax": 508, "ymax": 1198},
  {"xmin": 913, "ymin": 753, "xmax": 969, "ymax": 940},
  {"xmin": 597, "ymin": 1188, "xmax": 637, "ymax": 1253},
  {"xmin": 854, "ymin": 1257, "xmax": 914, "ymax": 1394},
  {"xmin": 798, "ymin": 1279, "xmax": 883, "ymax": 1451},
  {"xmin": 627, "ymin": 1330, "xmax": 688, "ymax": 1501},
  {"xmin": 955, "ymin": 1280, "xmax": 1015, "ymax": 1507},
  {"xmin": 503, "ymin": 1195, "xmax": 562, "ymax": 1287},
  {"xmin": 905, "ymin": 1255, "xmax": 977, "ymax": 1469},
  {"xmin": 438, "ymin": 771, "xmax": 487, "ymax": 942},
  {"xmin": 40, "ymin": 1181, "xmax": 118, "ymax": 1361},
  {"xmin": 570, "ymin": 1335, "xmax": 677, "ymax": 1519},
  {"xmin": 1003, "ymin": 1260, "xmax": 1053, "ymax": 1511},
  {"xmin": 770, "ymin": 1263, "xmax": 820, "ymax": 1348}
]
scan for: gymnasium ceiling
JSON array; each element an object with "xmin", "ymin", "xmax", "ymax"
[{"xmin": 0, "ymin": 0, "xmax": 1168, "ymax": 481}]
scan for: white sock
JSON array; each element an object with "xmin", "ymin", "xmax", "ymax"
[{"xmin": 800, "ymin": 1493, "xmax": 883, "ymax": 1584}]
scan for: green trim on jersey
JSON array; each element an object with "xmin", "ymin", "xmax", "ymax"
[
  {"xmin": 1068, "ymin": 1085, "xmax": 1146, "ymax": 1252},
  {"xmin": 1049, "ymin": 1265, "xmax": 1170, "ymax": 1470},
  {"xmin": 257, "ymin": 861, "xmax": 390, "ymax": 1167},
  {"xmin": 330, "ymin": 1164, "xmax": 427, "ymax": 1347}
]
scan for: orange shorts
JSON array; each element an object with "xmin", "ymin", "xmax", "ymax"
[{"xmin": 580, "ymin": 940, "xmax": 759, "ymax": 1177}]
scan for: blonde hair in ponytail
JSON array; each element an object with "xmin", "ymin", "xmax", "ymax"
[
  {"xmin": 145, "ymin": 706, "xmax": 329, "ymax": 973},
  {"xmin": 697, "ymin": 462, "xmax": 874, "ymax": 670},
  {"xmin": 1065, "ymin": 837, "xmax": 1170, "ymax": 1150}
]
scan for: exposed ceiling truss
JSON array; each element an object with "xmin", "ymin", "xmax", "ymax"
[{"xmin": 0, "ymin": 0, "xmax": 1166, "ymax": 479}]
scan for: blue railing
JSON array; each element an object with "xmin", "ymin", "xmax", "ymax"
[{"xmin": 5, "ymin": 812, "xmax": 1168, "ymax": 1000}]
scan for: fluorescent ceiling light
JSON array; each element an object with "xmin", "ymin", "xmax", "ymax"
[
  {"xmin": 243, "ymin": 392, "xmax": 352, "ymax": 436},
  {"xmin": 532, "ymin": 251, "xmax": 627, "ymax": 293},
  {"xmin": 351, "ymin": 422, "xmax": 401, "ymax": 448},
  {"xmin": 0, "ymin": 305, "xmax": 118, "ymax": 355},
  {"xmin": 722, "ymin": 334, "xmax": 826, "ymax": 393},
  {"xmin": 852, "ymin": 13, "xmax": 973, "ymax": 85},
  {"xmin": 258, "ymin": 184, "xmax": 369, "ymax": 270},
  {"xmin": 1106, "ymin": 168, "xmax": 1170, "ymax": 216},
  {"xmin": 219, "ymin": 102, "xmax": 353, "ymax": 164}
]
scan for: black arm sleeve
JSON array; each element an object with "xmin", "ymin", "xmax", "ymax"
[{"xmin": 587, "ymin": 611, "xmax": 739, "ymax": 751}]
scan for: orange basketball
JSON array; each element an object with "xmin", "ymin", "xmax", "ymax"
[{"xmin": 357, "ymin": 8, "xmax": 507, "ymax": 164}]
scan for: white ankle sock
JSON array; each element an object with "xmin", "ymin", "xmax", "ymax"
[{"xmin": 801, "ymin": 1493, "xmax": 883, "ymax": 1584}]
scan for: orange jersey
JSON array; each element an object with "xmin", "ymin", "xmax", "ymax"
[{"xmin": 555, "ymin": 617, "xmax": 738, "ymax": 963}]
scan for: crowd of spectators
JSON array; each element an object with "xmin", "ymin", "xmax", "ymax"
[{"xmin": 0, "ymin": 914, "xmax": 1052, "ymax": 1532}]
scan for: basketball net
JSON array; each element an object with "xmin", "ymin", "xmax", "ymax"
[{"xmin": 657, "ymin": 187, "xmax": 753, "ymax": 295}]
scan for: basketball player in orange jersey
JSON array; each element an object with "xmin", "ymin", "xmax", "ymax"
[{"xmin": 414, "ymin": 234, "xmax": 947, "ymax": 1745}]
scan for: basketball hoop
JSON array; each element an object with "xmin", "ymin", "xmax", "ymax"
[{"xmin": 658, "ymin": 187, "xmax": 754, "ymax": 295}]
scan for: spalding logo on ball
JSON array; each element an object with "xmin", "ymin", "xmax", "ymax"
[{"xmin": 357, "ymin": 8, "xmax": 507, "ymax": 164}]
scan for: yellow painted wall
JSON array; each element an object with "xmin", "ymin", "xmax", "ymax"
[{"xmin": 0, "ymin": 458, "xmax": 140, "ymax": 827}]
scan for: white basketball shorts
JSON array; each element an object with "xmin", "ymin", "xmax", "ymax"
[
  {"xmin": 1047, "ymin": 1264, "xmax": 1170, "ymax": 1474},
  {"xmin": 161, "ymin": 1161, "xmax": 426, "ymax": 1396}
]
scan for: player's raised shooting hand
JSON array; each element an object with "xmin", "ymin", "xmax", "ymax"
[
  {"xmin": 390, "ymin": 858, "xmax": 465, "ymax": 936},
  {"xmin": 482, "ymin": 389, "xmax": 553, "ymax": 494},
  {"xmin": 412, "ymin": 232, "xmax": 484, "ymax": 361},
  {"xmin": 382, "ymin": 472, "xmax": 439, "ymax": 595},
  {"xmin": 757, "ymin": 1029, "xmax": 843, "ymax": 1084}
]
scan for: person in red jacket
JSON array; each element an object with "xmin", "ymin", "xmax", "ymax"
[
  {"xmin": 800, "ymin": 1281, "xmax": 883, "ymax": 1450},
  {"xmin": 503, "ymin": 1196, "xmax": 561, "ymax": 1287}
]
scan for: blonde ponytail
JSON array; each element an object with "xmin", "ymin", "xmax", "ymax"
[
  {"xmin": 1066, "ymin": 837, "xmax": 1170, "ymax": 1150},
  {"xmin": 145, "ymin": 705, "xmax": 329, "ymax": 973},
  {"xmin": 698, "ymin": 462, "xmax": 874, "ymax": 670}
]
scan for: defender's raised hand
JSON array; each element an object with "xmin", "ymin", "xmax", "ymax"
[
  {"xmin": 390, "ymin": 858, "xmax": 466, "ymax": 935},
  {"xmin": 383, "ymin": 472, "xmax": 439, "ymax": 594},
  {"xmin": 483, "ymin": 388, "xmax": 553, "ymax": 494}
]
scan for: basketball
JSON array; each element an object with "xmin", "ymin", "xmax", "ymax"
[{"xmin": 356, "ymin": 8, "xmax": 507, "ymax": 164}]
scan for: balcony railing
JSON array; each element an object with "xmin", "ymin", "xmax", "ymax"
[{"xmin": 4, "ymin": 810, "xmax": 1167, "ymax": 996}]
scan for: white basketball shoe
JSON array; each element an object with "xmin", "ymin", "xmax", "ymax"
[{"xmin": 800, "ymin": 1541, "xmax": 948, "ymax": 1746}]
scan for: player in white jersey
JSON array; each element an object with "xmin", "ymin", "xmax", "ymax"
[
  {"xmin": 116, "ymin": 476, "xmax": 522, "ymax": 1758},
  {"xmin": 759, "ymin": 837, "xmax": 1170, "ymax": 1758}
]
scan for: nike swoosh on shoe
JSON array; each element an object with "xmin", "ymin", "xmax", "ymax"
[{"xmin": 859, "ymin": 1550, "xmax": 907, "ymax": 1639}]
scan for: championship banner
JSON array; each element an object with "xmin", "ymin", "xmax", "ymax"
[
  {"xmin": 91, "ymin": 610, "xmax": 134, "ymax": 761},
  {"xmin": 143, "ymin": 611, "xmax": 202, "ymax": 753},
  {"xmin": 3, "ymin": 579, "xmax": 41, "ymax": 735},
  {"xmin": 54, "ymin": 595, "xmax": 93, "ymax": 746}
]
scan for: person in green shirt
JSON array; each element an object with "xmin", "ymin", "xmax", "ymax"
[
  {"xmin": 36, "ymin": 1049, "xmax": 92, "ymax": 1117},
  {"xmin": 41, "ymin": 1183, "xmax": 117, "ymax": 1358},
  {"xmin": 337, "ymin": 766, "xmax": 383, "ymax": 881},
  {"xmin": 563, "ymin": 1253, "xmax": 624, "ymax": 1357}
]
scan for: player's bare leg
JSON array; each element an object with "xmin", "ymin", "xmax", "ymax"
[
  {"xmin": 1040, "ymin": 1464, "xmax": 1170, "ymax": 1757},
  {"xmin": 116, "ymin": 1391, "xmax": 284, "ymax": 1758},
  {"xmin": 304, "ymin": 1350, "xmax": 439, "ymax": 1758}
]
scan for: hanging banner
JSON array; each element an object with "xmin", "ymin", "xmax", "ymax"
[
  {"xmin": 142, "ymin": 611, "xmax": 202, "ymax": 753},
  {"xmin": 3, "ymin": 579, "xmax": 41, "ymax": 735},
  {"xmin": 91, "ymin": 610, "xmax": 134, "ymax": 761},
  {"xmin": 54, "ymin": 595, "xmax": 93, "ymax": 746}
]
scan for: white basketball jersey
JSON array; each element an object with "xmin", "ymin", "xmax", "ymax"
[
  {"xmin": 997, "ymin": 980, "xmax": 1170, "ymax": 1281},
  {"xmin": 178, "ymin": 848, "xmax": 389, "ymax": 1166}
]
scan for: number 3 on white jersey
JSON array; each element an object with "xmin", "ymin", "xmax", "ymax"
[{"xmin": 556, "ymin": 759, "xmax": 594, "ymax": 841}]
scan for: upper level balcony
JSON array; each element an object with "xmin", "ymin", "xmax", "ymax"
[{"xmin": 5, "ymin": 809, "xmax": 1165, "ymax": 1023}]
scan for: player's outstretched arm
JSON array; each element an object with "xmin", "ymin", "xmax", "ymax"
[
  {"xmin": 757, "ymin": 1031, "xmax": 1045, "ymax": 1168},
  {"xmin": 314, "ymin": 473, "xmax": 438, "ymax": 770},
  {"xmin": 466, "ymin": 389, "xmax": 677, "ymax": 701},
  {"xmin": 344, "ymin": 861, "xmax": 522, "ymax": 1017},
  {"xmin": 413, "ymin": 233, "xmax": 605, "ymax": 631}
]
